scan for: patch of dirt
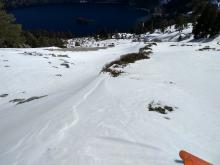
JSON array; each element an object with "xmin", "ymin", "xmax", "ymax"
[
  {"xmin": 0, "ymin": 94, "xmax": 8, "ymax": 98},
  {"xmin": 57, "ymin": 55, "xmax": 70, "ymax": 58},
  {"xmin": 9, "ymin": 98, "xmax": 26, "ymax": 103},
  {"xmin": 164, "ymin": 117, "xmax": 171, "ymax": 120},
  {"xmin": 180, "ymin": 44, "xmax": 193, "ymax": 47},
  {"xmin": 23, "ymin": 52, "xmax": 43, "ymax": 56},
  {"xmin": 10, "ymin": 95, "xmax": 48, "ymax": 105},
  {"xmin": 23, "ymin": 52, "xmax": 70, "ymax": 58},
  {"xmin": 60, "ymin": 63, "xmax": 70, "ymax": 68},
  {"xmin": 197, "ymin": 46, "xmax": 220, "ymax": 51},
  {"xmin": 52, "ymin": 66, "xmax": 59, "ymax": 69}
]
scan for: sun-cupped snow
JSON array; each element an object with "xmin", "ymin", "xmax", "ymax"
[{"xmin": 0, "ymin": 34, "xmax": 220, "ymax": 165}]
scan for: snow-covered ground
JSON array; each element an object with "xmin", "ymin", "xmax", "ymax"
[
  {"xmin": 66, "ymin": 25, "xmax": 193, "ymax": 48},
  {"xmin": 0, "ymin": 36, "xmax": 220, "ymax": 165}
]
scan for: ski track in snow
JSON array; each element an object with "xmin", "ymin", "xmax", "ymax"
[{"xmin": 56, "ymin": 76, "xmax": 104, "ymax": 142}]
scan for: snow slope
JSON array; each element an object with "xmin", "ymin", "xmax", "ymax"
[
  {"xmin": 0, "ymin": 39, "xmax": 220, "ymax": 165},
  {"xmin": 67, "ymin": 25, "xmax": 193, "ymax": 48}
]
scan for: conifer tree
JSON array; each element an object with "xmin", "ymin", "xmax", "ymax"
[
  {"xmin": 193, "ymin": 4, "xmax": 220, "ymax": 39},
  {"xmin": 175, "ymin": 15, "xmax": 187, "ymax": 32},
  {"xmin": 0, "ymin": 0, "xmax": 24, "ymax": 47}
]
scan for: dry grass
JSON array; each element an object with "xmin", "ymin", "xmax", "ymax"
[
  {"xmin": 102, "ymin": 43, "xmax": 155, "ymax": 77},
  {"xmin": 102, "ymin": 52, "xmax": 151, "ymax": 77},
  {"xmin": 198, "ymin": 46, "xmax": 220, "ymax": 51}
]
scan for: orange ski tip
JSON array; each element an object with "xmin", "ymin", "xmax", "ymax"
[
  {"xmin": 179, "ymin": 150, "xmax": 213, "ymax": 165},
  {"xmin": 179, "ymin": 150, "xmax": 190, "ymax": 159}
]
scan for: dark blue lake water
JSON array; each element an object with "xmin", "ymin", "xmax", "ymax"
[{"xmin": 10, "ymin": 4, "xmax": 148, "ymax": 36}]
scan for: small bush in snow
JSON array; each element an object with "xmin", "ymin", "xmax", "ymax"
[
  {"xmin": 148, "ymin": 101, "xmax": 174, "ymax": 114},
  {"xmin": 102, "ymin": 44, "xmax": 154, "ymax": 77}
]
